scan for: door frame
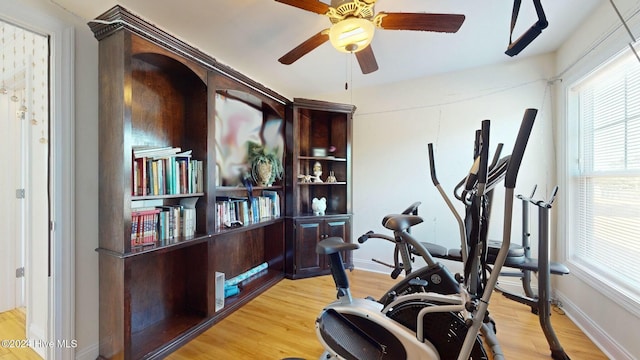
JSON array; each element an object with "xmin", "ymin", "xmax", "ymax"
[
  {"xmin": 0, "ymin": 2, "xmax": 75, "ymax": 360},
  {"xmin": 0, "ymin": 85, "xmax": 25, "ymax": 313}
]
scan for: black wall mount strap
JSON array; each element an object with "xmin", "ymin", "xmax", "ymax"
[{"xmin": 505, "ymin": 0, "xmax": 549, "ymax": 57}]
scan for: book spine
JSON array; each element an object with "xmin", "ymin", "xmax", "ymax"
[
  {"xmin": 141, "ymin": 157, "xmax": 148, "ymax": 196},
  {"xmin": 151, "ymin": 161, "xmax": 159, "ymax": 196}
]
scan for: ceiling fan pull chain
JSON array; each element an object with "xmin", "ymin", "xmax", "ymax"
[{"xmin": 345, "ymin": 54, "xmax": 349, "ymax": 90}]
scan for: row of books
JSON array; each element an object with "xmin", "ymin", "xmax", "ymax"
[
  {"xmin": 131, "ymin": 208, "xmax": 160, "ymax": 247},
  {"xmin": 132, "ymin": 146, "xmax": 204, "ymax": 196},
  {"xmin": 216, "ymin": 190, "xmax": 281, "ymax": 229},
  {"xmin": 131, "ymin": 200, "xmax": 197, "ymax": 249}
]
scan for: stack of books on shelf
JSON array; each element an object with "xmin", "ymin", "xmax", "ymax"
[
  {"xmin": 131, "ymin": 198, "xmax": 198, "ymax": 249},
  {"xmin": 131, "ymin": 208, "xmax": 161, "ymax": 248},
  {"xmin": 132, "ymin": 145, "xmax": 204, "ymax": 196},
  {"xmin": 215, "ymin": 190, "xmax": 280, "ymax": 229}
]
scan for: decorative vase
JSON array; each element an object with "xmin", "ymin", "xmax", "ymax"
[
  {"xmin": 313, "ymin": 161, "xmax": 323, "ymax": 183},
  {"xmin": 256, "ymin": 161, "xmax": 273, "ymax": 186}
]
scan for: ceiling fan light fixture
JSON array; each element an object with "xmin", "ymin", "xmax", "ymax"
[{"xmin": 329, "ymin": 17, "xmax": 375, "ymax": 53}]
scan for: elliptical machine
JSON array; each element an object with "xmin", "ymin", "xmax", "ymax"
[{"xmin": 314, "ymin": 109, "xmax": 538, "ymax": 360}]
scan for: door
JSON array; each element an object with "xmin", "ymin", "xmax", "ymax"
[
  {"xmin": 0, "ymin": 18, "xmax": 50, "ymax": 358},
  {"xmin": 0, "ymin": 75, "xmax": 25, "ymax": 312},
  {"xmin": 0, "ymin": 3, "xmax": 75, "ymax": 359}
]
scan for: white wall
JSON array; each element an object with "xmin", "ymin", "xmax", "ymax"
[
  {"xmin": 316, "ymin": 54, "xmax": 557, "ymax": 276},
  {"xmin": 71, "ymin": 9, "xmax": 100, "ymax": 360},
  {"xmin": 554, "ymin": 0, "xmax": 640, "ymax": 359}
]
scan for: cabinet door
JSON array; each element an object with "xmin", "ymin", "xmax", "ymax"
[
  {"xmin": 295, "ymin": 219, "xmax": 323, "ymax": 276},
  {"xmin": 325, "ymin": 217, "xmax": 352, "ymax": 270},
  {"xmin": 325, "ymin": 217, "xmax": 349, "ymax": 241}
]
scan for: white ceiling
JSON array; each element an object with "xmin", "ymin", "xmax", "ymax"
[{"xmin": 53, "ymin": 0, "xmax": 603, "ymax": 99}]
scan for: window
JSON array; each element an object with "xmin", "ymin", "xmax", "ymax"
[{"xmin": 569, "ymin": 48, "xmax": 640, "ymax": 308}]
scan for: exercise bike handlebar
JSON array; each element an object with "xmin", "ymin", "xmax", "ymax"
[
  {"xmin": 358, "ymin": 230, "xmax": 394, "ymax": 244},
  {"xmin": 401, "ymin": 201, "xmax": 422, "ymax": 215}
]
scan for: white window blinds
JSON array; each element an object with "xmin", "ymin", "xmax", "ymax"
[{"xmin": 573, "ymin": 50, "xmax": 640, "ymax": 302}]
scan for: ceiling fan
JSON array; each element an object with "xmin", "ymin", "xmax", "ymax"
[{"xmin": 275, "ymin": 0, "xmax": 466, "ymax": 74}]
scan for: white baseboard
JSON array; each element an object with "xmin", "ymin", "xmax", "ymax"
[
  {"xmin": 495, "ymin": 276, "xmax": 538, "ymax": 295},
  {"xmin": 353, "ymin": 257, "xmax": 466, "ymax": 276},
  {"xmin": 352, "ymin": 257, "xmax": 399, "ymax": 275},
  {"xmin": 75, "ymin": 342, "xmax": 99, "ymax": 360},
  {"xmin": 555, "ymin": 290, "xmax": 635, "ymax": 360},
  {"xmin": 27, "ymin": 323, "xmax": 46, "ymax": 358}
]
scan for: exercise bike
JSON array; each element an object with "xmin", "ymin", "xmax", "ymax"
[{"xmin": 314, "ymin": 108, "xmax": 537, "ymax": 360}]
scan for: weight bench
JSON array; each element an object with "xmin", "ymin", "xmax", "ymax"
[
  {"xmin": 419, "ymin": 186, "xmax": 571, "ymax": 360},
  {"xmin": 428, "ymin": 240, "xmax": 569, "ymax": 277}
]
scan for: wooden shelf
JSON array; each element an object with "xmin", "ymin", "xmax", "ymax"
[
  {"xmin": 216, "ymin": 186, "xmax": 283, "ymax": 192},
  {"xmin": 131, "ymin": 192, "xmax": 205, "ymax": 201},
  {"xmin": 96, "ymin": 234, "xmax": 212, "ymax": 258},
  {"xmin": 218, "ymin": 268, "xmax": 283, "ymax": 315},
  {"xmin": 131, "ymin": 312, "xmax": 206, "ymax": 360},
  {"xmin": 214, "ymin": 217, "xmax": 283, "ymax": 235},
  {"xmin": 295, "ymin": 212, "xmax": 353, "ymax": 218},
  {"xmin": 297, "ymin": 182, "xmax": 347, "ymax": 186},
  {"xmin": 298, "ymin": 156, "xmax": 346, "ymax": 162}
]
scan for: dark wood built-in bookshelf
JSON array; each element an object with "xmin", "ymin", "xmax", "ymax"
[
  {"xmin": 91, "ymin": 6, "xmax": 355, "ymax": 359},
  {"xmin": 285, "ymin": 98, "xmax": 355, "ymax": 279},
  {"xmin": 91, "ymin": 5, "xmax": 288, "ymax": 359}
]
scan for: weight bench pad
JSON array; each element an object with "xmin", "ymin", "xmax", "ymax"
[{"xmin": 419, "ymin": 242, "xmax": 570, "ymax": 275}]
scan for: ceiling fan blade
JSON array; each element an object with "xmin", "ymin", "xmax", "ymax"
[
  {"xmin": 278, "ymin": 30, "xmax": 329, "ymax": 65},
  {"xmin": 355, "ymin": 45, "xmax": 378, "ymax": 74},
  {"xmin": 274, "ymin": 0, "xmax": 330, "ymax": 15},
  {"xmin": 376, "ymin": 12, "xmax": 465, "ymax": 33}
]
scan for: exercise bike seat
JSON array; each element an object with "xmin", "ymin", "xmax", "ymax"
[
  {"xmin": 317, "ymin": 237, "xmax": 359, "ymax": 255},
  {"xmin": 382, "ymin": 214, "xmax": 423, "ymax": 232}
]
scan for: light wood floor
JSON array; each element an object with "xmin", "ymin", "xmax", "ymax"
[
  {"xmin": 169, "ymin": 270, "xmax": 608, "ymax": 360},
  {"xmin": 0, "ymin": 308, "xmax": 41, "ymax": 360}
]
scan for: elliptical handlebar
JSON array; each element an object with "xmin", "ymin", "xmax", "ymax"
[
  {"xmin": 505, "ymin": 108, "xmax": 537, "ymax": 189},
  {"xmin": 428, "ymin": 144, "xmax": 439, "ymax": 187},
  {"xmin": 489, "ymin": 143, "xmax": 504, "ymax": 169},
  {"xmin": 477, "ymin": 120, "xmax": 491, "ymax": 192}
]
